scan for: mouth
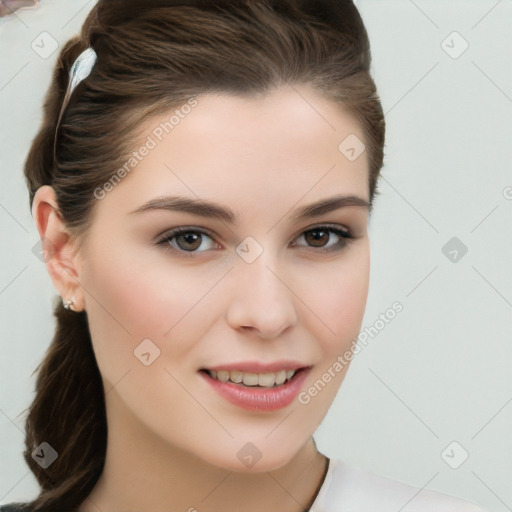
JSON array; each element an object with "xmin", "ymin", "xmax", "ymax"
[
  {"xmin": 198, "ymin": 365, "xmax": 312, "ymax": 412},
  {"xmin": 199, "ymin": 367, "xmax": 309, "ymax": 388}
]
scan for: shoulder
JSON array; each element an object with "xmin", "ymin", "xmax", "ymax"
[{"xmin": 313, "ymin": 458, "xmax": 487, "ymax": 512}]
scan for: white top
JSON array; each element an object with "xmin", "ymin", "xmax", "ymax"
[{"xmin": 309, "ymin": 458, "xmax": 487, "ymax": 512}]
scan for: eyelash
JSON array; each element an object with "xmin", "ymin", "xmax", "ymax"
[{"xmin": 155, "ymin": 224, "xmax": 355, "ymax": 258}]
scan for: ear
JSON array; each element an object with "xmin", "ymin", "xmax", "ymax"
[{"xmin": 31, "ymin": 185, "xmax": 85, "ymax": 312}]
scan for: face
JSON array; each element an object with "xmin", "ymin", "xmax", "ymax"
[{"xmin": 74, "ymin": 84, "xmax": 370, "ymax": 472}]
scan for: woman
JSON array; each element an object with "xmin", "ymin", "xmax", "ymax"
[{"xmin": 1, "ymin": 0, "xmax": 487, "ymax": 511}]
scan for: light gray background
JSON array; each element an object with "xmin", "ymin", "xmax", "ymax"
[{"xmin": 1, "ymin": 1, "xmax": 511, "ymax": 510}]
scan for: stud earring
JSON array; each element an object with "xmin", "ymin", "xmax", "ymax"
[{"xmin": 62, "ymin": 296, "xmax": 75, "ymax": 310}]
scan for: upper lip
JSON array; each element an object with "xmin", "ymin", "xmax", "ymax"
[{"xmin": 202, "ymin": 360, "xmax": 310, "ymax": 373}]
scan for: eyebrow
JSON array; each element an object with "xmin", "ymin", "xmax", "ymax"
[{"xmin": 129, "ymin": 194, "xmax": 370, "ymax": 224}]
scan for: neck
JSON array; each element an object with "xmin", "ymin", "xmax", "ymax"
[{"xmin": 79, "ymin": 390, "xmax": 329, "ymax": 512}]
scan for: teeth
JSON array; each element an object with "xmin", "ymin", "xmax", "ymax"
[
  {"xmin": 242, "ymin": 373, "xmax": 259, "ymax": 386},
  {"xmin": 230, "ymin": 370, "xmax": 243, "ymax": 383},
  {"xmin": 217, "ymin": 370, "xmax": 230, "ymax": 382},
  {"xmin": 275, "ymin": 370, "xmax": 287, "ymax": 385},
  {"xmin": 207, "ymin": 369, "xmax": 298, "ymax": 387}
]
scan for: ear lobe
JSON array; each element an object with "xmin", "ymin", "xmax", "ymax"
[{"xmin": 32, "ymin": 185, "xmax": 85, "ymax": 311}]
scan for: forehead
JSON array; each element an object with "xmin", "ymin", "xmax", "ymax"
[
  {"xmin": 96, "ymin": 84, "xmax": 370, "ymax": 218},
  {"xmin": 158, "ymin": 84, "xmax": 367, "ymax": 166}
]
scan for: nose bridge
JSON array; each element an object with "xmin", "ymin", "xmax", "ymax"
[
  {"xmin": 227, "ymin": 242, "xmax": 298, "ymax": 337},
  {"xmin": 236, "ymin": 249, "xmax": 283, "ymax": 299}
]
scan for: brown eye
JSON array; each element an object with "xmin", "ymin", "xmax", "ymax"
[
  {"xmin": 294, "ymin": 226, "xmax": 353, "ymax": 252},
  {"xmin": 157, "ymin": 228, "xmax": 217, "ymax": 254},
  {"xmin": 304, "ymin": 229, "xmax": 330, "ymax": 247},
  {"xmin": 175, "ymin": 232, "xmax": 202, "ymax": 251}
]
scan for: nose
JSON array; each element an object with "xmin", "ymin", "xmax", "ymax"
[{"xmin": 226, "ymin": 253, "xmax": 299, "ymax": 339}]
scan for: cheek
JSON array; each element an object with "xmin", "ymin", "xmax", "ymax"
[
  {"xmin": 81, "ymin": 241, "xmax": 223, "ymax": 378},
  {"xmin": 298, "ymin": 245, "xmax": 370, "ymax": 353}
]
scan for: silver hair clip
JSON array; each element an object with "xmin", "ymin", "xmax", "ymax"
[{"xmin": 53, "ymin": 47, "xmax": 98, "ymax": 163}]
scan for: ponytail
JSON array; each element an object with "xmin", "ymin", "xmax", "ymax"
[{"xmin": 21, "ymin": 300, "xmax": 106, "ymax": 512}]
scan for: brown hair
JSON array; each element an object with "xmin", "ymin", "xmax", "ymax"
[{"xmin": 19, "ymin": 1, "xmax": 385, "ymax": 510}]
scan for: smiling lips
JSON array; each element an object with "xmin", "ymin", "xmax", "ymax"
[{"xmin": 199, "ymin": 361, "xmax": 312, "ymax": 411}]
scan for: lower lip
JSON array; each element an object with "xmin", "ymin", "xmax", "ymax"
[{"xmin": 199, "ymin": 368, "xmax": 311, "ymax": 412}]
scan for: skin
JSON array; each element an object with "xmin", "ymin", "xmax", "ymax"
[{"xmin": 32, "ymin": 83, "xmax": 371, "ymax": 512}]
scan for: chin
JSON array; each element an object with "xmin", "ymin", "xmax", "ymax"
[
  {"xmin": 215, "ymin": 453, "xmax": 295, "ymax": 474},
  {"xmin": 199, "ymin": 438, "xmax": 306, "ymax": 474}
]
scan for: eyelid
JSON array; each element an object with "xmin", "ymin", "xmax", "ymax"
[
  {"xmin": 155, "ymin": 223, "xmax": 351, "ymax": 242},
  {"xmin": 295, "ymin": 222, "xmax": 351, "ymax": 237},
  {"xmin": 154, "ymin": 225, "xmax": 220, "ymax": 250},
  {"xmin": 290, "ymin": 223, "xmax": 354, "ymax": 250}
]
